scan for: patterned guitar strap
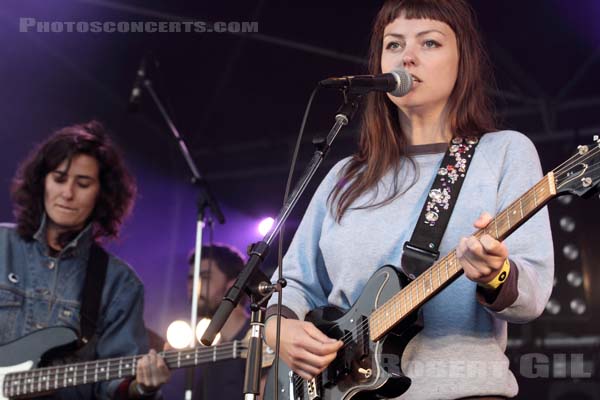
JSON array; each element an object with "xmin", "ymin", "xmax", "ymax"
[{"xmin": 401, "ymin": 136, "xmax": 480, "ymax": 279}]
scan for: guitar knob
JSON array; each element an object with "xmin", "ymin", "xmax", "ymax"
[{"xmin": 582, "ymin": 177, "xmax": 592, "ymax": 188}]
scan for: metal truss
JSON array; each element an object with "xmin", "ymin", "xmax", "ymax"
[{"xmin": 81, "ymin": 0, "xmax": 600, "ymax": 179}]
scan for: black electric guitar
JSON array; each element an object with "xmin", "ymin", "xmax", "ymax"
[
  {"xmin": 0, "ymin": 326, "xmax": 275, "ymax": 399},
  {"xmin": 265, "ymin": 139, "xmax": 600, "ymax": 400}
]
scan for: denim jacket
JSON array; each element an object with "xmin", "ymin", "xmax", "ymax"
[{"xmin": 0, "ymin": 216, "xmax": 150, "ymax": 399}]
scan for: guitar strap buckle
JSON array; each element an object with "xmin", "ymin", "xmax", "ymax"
[{"xmin": 401, "ymin": 242, "xmax": 440, "ymax": 279}]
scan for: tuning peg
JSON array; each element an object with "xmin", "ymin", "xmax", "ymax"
[
  {"xmin": 594, "ymin": 135, "xmax": 599, "ymax": 143},
  {"xmin": 582, "ymin": 177, "xmax": 593, "ymax": 188}
]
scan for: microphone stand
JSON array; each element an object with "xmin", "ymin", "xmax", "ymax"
[
  {"xmin": 201, "ymin": 91, "xmax": 363, "ymax": 400},
  {"xmin": 140, "ymin": 78, "xmax": 226, "ymax": 400}
]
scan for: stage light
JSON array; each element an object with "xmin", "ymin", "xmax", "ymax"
[
  {"xmin": 569, "ymin": 298, "xmax": 587, "ymax": 315},
  {"xmin": 567, "ymin": 270, "xmax": 583, "ymax": 287},
  {"xmin": 258, "ymin": 217, "xmax": 275, "ymax": 235},
  {"xmin": 559, "ymin": 216, "xmax": 576, "ymax": 233},
  {"xmin": 562, "ymin": 244, "xmax": 580, "ymax": 261},
  {"xmin": 166, "ymin": 320, "xmax": 193, "ymax": 349},
  {"xmin": 196, "ymin": 318, "xmax": 221, "ymax": 346},
  {"xmin": 557, "ymin": 195, "xmax": 574, "ymax": 205},
  {"xmin": 545, "ymin": 298, "xmax": 561, "ymax": 315}
]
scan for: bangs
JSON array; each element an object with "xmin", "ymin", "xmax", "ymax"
[{"xmin": 381, "ymin": 0, "xmax": 457, "ymax": 32}]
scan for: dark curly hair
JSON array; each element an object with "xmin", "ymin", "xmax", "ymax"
[{"xmin": 10, "ymin": 121, "xmax": 137, "ymax": 242}]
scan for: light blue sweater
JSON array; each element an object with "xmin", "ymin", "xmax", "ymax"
[{"xmin": 268, "ymin": 131, "xmax": 554, "ymax": 399}]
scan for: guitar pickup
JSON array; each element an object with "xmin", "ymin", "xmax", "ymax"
[{"xmin": 357, "ymin": 315, "xmax": 370, "ymax": 359}]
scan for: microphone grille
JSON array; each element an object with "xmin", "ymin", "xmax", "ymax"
[{"xmin": 390, "ymin": 68, "xmax": 413, "ymax": 97}]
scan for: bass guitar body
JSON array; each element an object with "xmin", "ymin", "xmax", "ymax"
[
  {"xmin": 0, "ymin": 327, "xmax": 80, "ymax": 400},
  {"xmin": 265, "ymin": 265, "xmax": 422, "ymax": 400}
]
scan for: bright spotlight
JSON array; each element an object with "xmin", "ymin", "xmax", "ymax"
[
  {"xmin": 545, "ymin": 298, "xmax": 561, "ymax": 315},
  {"xmin": 258, "ymin": 217, "xmax": 275, "ymax": 236},
  {"xmin": 566, "ymin": 271, "xmax": 583, "ymax": 287},
  {"xmin": 570, "ymin": 298, "xmax": 587, "ymax": 315},
  {"xmin": 559, "ymin": 216, "xmax": 576, "ymax": 233},
  {"xmin": 166, "ymin": 320, "xmax": 193, "ymax": 349},
  {"xmin": 196, "ymin": 318, "xmax": 221, "ymax": 346},
  {"xmin": 562, "ymin": 244, "xmax": 580, "ymax": 261},
  {"xmin": 557, "ymin": 195, "xmax": 574, "ymax": 205}
]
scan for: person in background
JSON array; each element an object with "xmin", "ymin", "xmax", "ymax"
[{"xmin": 185, "ymin": 243, "xmax": 261, "ymax": 400}]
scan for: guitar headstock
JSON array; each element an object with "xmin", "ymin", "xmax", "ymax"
[{"xmin": 553, "ymin": 136, "xmax": 600, "ymax": 199}]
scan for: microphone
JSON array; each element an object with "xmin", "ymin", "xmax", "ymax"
[
  {"xmin": 319, "ymin": 68, "xmax": 413, "ymax": 97},
  {"xmin": 128, "ymin": 57, "xmax": 147, "ymax": 112}
]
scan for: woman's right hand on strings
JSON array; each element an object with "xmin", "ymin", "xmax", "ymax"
[{"xmin": 265, "ymin": 318, "xmax": 343, "ymax": 380}]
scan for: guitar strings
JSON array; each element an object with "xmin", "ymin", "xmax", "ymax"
[
  {"xmin": 288, "ymin": 196, "xmax": 548, "ymax": 394},
  {"xmin": 361, "ymin": 182, "xmax": 551, "ymax": 340},
  {"xmin": 569, "ymin": 163, "xmax": 600, "ymax": 188},
  {"xmin": 4, "ymin": 353, "xmax": 252, "ymax": 397},
  {"xmin": 8, "ymin": 145, "xmax": 597, "ymax": 396},
  {"xmin": 555, "ymin": 155, "xmax": 600, "ymax": 189},
  {"xmin": 290, "ymin": 152, "xmax": 596, "ymax": 390},
  {"xmin": 553, "ymin": 145, "xmax": 600, "ymax": 177},
  {"xmin": 3, "ymin": 342, "xmax": 277, "ymax": 398},
  {"xmin": 336, "ymin": 178, "xmax": 547, "ymax": 348},
  {"xmin": 290, "ymin": 181, "xmax": 553, "ymax": 392},
  {"xmin": 2, "ymin": 342, "xmax": 251, "ymax": 390},
  {"xmin": 290, "ymin": 180, "xmax": 555, "ymax": 393},
  {"xmin": 280, "ymin": 154, "xmax": 595, "ymax": 393},
  {"xmin": 286, "ymin": 144, "xmax": 600, "ymax": 393},
  {"xmin": 2, "ymin": 341, "xmax": 243, "ymax": 376},
  {"xmin": 553, "ymin": 142, "xmax": 599, "ymax": 173}
]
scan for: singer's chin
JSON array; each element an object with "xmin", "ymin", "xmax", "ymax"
[{"xmin": 387, "ymin": 90, "xmax": 413, "ymax": 103}]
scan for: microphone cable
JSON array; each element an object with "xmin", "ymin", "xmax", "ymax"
[{"xmin": 272, "ymin": 83, "xmax": 321, "ymax": 400}]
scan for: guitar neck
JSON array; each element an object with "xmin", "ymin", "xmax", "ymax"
[
  {"xmin": 3, "ymin": 341, "xmax": 248, "ymax": 398},
  {"xmin": 370, "ymin": 173, "xmax": 557, "ymax": 341}
]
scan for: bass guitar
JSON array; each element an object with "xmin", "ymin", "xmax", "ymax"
[
  {"xmin": 0, "ymin": 326, "xmax": 274, "ymax": 399},
  {"xmin": 265, "ymin": 138, "xmax": 600, "ymax": 400}
]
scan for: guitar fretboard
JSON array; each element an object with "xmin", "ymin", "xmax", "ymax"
[
  {"xmin": 369, "ymin": 173, "xmax": 556, "ymax": 341},
  {"xmin": 3, "ymin": 341, "xmax": 247, "ymax": 398}
]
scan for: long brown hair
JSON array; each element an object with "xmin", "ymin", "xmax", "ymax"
[{"xmin": 330, "ymin": 0, "xmax": 496, "ymax": 220}]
